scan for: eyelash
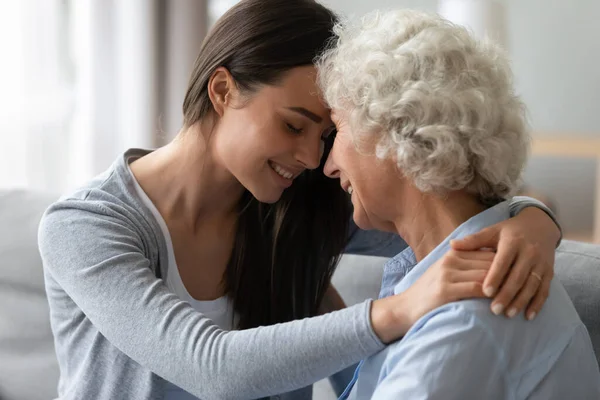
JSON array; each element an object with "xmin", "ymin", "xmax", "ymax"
[
  {"xmin": 285, "ymin": 123, "xmax": 337, "ymax": 144},
  {"xmin": 286, "ymin": 123, "xmax": 303, "ymax": 134}
]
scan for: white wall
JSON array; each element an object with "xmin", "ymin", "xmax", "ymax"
[
  {"xmin": 322, "ymin": 0, "xmax": 438, "ymax": 15},
  {"xmin": 511, "ymin": 0, "xmax": 600, "ymax": 233},
  {"xmin": 322, "ymin": 0, "xmax": 600, "ymax": 233}
]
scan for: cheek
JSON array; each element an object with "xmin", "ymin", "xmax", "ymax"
[
  {"xmin": 219, "ymin": 111, "xmax": 267, "ymax": 155},
  {"xmin": 355, "ymin": 163, "xmax": 389, "ymax": 213},
  {"xmin": 236, "ymin": 111, "xmax": 290, "ymax": 156},
  {"xmin": 213, "ymin": 121, "xmax": 262, "ymax": 182},
  {"xmin": 335, "ymin": 138, "xmax": 359, "ymax": 174}
]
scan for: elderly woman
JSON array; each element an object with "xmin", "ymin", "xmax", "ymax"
[{"xmin": 318, "ymin": 9, "xmax": 600, "ymax": 400}]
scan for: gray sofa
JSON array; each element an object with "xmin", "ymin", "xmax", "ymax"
[
  {"xmin": 0, "ymin": 190, "xmax": 60, "ymax": 400},
  {"xmin": 1, "ymin": 189, "xmax": 599, "ymax": 400}
]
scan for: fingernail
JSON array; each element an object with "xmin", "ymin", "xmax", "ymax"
[
  {"xmin": 527, "ymin": 312, "xmax": 536, "ymax": 321},
  {"xmin": 507, "ymin": 308, "xmax": 517, "ymax": 318},
  {"xmin": 491, "ymin": 303, "xmax": 504, "ymax": 315},
  {"xmin": 483, "ymin": 286, "xmax": 495, "ymax": 297}
]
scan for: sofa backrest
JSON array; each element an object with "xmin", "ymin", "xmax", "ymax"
[
  {"xmin": 0, "ymin": 190, "xmax": 59, "ymax": 400},
  {"xmin": 555, "ymin": 240, "xmax": 600, "ymax": 363}
]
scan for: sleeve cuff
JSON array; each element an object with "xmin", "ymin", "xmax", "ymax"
[{"xmin": 508, "ymin": 196, "xmax": 563, "ymax": 247}]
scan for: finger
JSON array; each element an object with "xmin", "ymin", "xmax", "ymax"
[
  {"xmin": 450, "ymin": 227, "xmax": 499, "ymax": 251},
  {"xmin": 524, "ymin": 273, "xmax": 552, "ymax": 320},
  {"xmin": 490, "ymin": 252, "xmax": 532, "ymax": 315},
  {"xmin": 440, "ymin": 257, "xmax": 492, "ymax": 276},
  {"xmin": 450, "ymin": 250, "xmax": 496, "ymax": 262},
  {"xmin": 449, "ymin": 281, "xmax": 485, "ymax": 301},
  {"xmin": 482, "ymin": 236, "xmax": 518, "ymax": 298},
  {"xmin": 439, "ymin": 251, "xmax": 494, "ymax": 273},
  {"xmin": 450, "ymin": 268, "xmax": 488, "ymax": 284},
  {"xmin": 503, "ymin": 272, "xmax": 542, "ymax": 318}
]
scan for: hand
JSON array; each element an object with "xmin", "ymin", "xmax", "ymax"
[
  {"xmin": 371, "ymin": 250, "xmax": 492, "ymax": 343},
  {"xmin": 450, "ymin": 207, "xmax": 559, "ymax": 321}
]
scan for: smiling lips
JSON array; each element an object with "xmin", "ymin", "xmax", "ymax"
[
  {"xmin": 341, "ymin": 180, "xmax": 353, "ymax": 195},
  {"xmin": 269, "ymin": 161, "xmax": 301, "ymax": 181},
  {"xmin": 269, "ymin": 161, "xmax": 353, "ymax": 195}
]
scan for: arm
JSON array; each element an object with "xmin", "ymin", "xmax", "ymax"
[
  {"xmin": 319, "ymin": 285, "xmax": 361, "ymax": 396},
  {"xmin": 39, "ymin": 201, "xmax": 387, "ymax": 400},
  {"xmin": 371, "ymin": 307, "xmax": 509, "ymax": 399},
  {"xmin": 343, "ymin": 196, "xmax": 559, "ymax": 258},
  {"xmin": 508, "ymin": 196, "xmax": 562, "ymax": 246}
]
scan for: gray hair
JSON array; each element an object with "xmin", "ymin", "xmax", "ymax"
[{"xmin": 317, "ymin": 9, "xmax": 529, "ymax": 201}]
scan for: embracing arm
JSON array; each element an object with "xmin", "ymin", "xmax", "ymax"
[
  {"xmin": 345, "ymin": 196, "xmax": 562, "ymax": 322},
  {"xmin": 508, "ymin": 196, "xmax": 562, "ymax": 246},
  {"xmin": 38, "ymin": 200, "xmax": 386, "ymax": 400},
  {"xmin": 344, "ymin": 196, "xmax": 560, "ymax": 258},
  {"xmin": 318, "ymin": 285, "xmax": 363, "ymax": 396}
]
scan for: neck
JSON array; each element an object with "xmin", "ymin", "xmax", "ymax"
[
  {"xmin": 393, "ymin": 190, "xmax": 487, "ymax": 262},
  {"xmin": 130, "ymin": 123, "xmax": 244, "ymax": 232}
]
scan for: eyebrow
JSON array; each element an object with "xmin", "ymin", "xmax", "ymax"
[{"xmin": 286, "ymin": 107, "xmax": 323, "ymax": 123}]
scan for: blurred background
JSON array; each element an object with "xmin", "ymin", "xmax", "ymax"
[
  {"xmin": 0, "ymin": 1, "xmax": 599, "ymax": 399},
  {"xmin": 1, "ymin": 0, "xmax": 599, "ymax": 242}
]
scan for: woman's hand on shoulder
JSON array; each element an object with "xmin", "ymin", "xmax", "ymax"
[
  {"xmin": 370, "ymin": 249, "xmax": 492, "ymax": 343},
  {"xmin": 450, "ymin": 207, "xmax": 559, "ymax": 321}
]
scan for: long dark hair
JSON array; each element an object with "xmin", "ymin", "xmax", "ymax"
[{"xmin": 182, "ymin": 0, "xmax": 350, "ymax": 329}]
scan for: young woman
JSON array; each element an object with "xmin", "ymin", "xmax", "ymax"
[{"xmin": 38, "ymin": 1, "xmax": 561, "ymax": 399}]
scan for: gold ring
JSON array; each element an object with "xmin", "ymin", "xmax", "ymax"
[{"xmin": 530, "ymin": 271, "xmax": 543, "ymax": 282}]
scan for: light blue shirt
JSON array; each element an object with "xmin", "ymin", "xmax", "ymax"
[{"xmin": 341, "ymin": 201, "xmax": 600, "ymax": 400}]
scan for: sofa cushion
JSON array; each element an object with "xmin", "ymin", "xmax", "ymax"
[
  {"xmin": 0, "ymin": 190, "xmax": 59, "ymax": 400},
  {"xmin": 332, "ymin": 254, "xmax": 387, "ymax": 306},
  {"xmin": 555, "ymin": 240, "xmax": 600, "ymax": 364}
]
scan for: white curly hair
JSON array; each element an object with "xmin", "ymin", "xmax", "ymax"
[{"xmin": 316, "ymin": 9, "xmax": 529, "ymax": 201}]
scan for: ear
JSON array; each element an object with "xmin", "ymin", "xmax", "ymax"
[{"xmin": 207, "ymin": 67, "xmax": 236, "ymax": 117}]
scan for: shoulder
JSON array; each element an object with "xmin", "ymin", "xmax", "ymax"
[
  {"xmin": 39, "ymin": 171, "xmax": 157, "ymax": 257},
  {"xmin": 42, "ymin": 161, "xmax": 151, "ymax": 234},
  {"xmin": 384, "ymin": 293, "xmax": 582, "ymax": 379},
  {"xmin": 377, "ymin": 297, "xmax": 564, "ymax": 381},
  {"xmin": 368, "ymin": 301, "xmax": 512, "ymax": 398},
  {"xmin": 383, "ymin": 300, "xmax": 505, "ymax": 367}
]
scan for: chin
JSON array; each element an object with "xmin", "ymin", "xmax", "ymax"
[
  {"xmin": 250, "ymin": 188, "xmax": 284, "ymax": 204},
  {"xmin": 352, "ymin": 209, "xmax": 373, "ymax": 231}
]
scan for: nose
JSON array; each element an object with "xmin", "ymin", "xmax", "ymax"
[
  {"xmin": 295, "ymin": 135, "xmax": 322, "ymax": 170},
  {"xmin": 323, "ymin": 149, "xmax": 340, "ymax": 179}
]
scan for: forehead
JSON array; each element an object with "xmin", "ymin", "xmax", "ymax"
[
  {"xmin": 261, "ymin": 66, "xmax": 329, "ymax": 109},
  {"xmin": 278, "ymin": 65, "xmax": 319, "ymax": 89},
  {"xmin": 331, "ymin": 108, "xmax": 381, "ymax": 151}
]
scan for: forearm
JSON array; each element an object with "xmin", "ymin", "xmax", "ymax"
[
  {"xmin": 508, "ymin": 196, "xmax": 562, "ymax": 246},
  {"xmin": 319, "ymin": 285, "xmax": 359, "ymax": 396}
]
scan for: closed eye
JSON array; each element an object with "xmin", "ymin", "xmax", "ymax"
[{"xmin": 286, "ymin": 123, "xmax": 303, "ymax": 134}]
